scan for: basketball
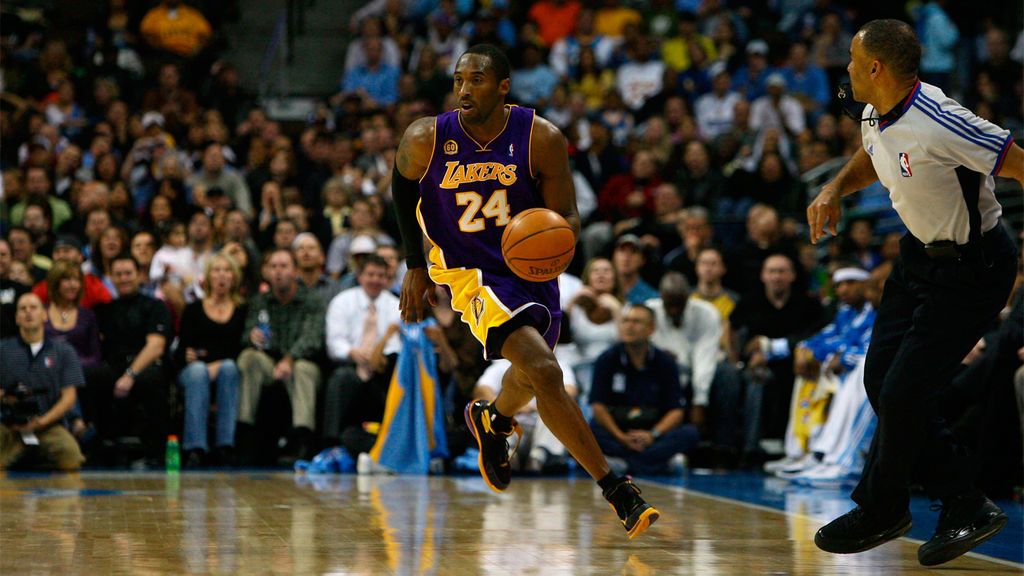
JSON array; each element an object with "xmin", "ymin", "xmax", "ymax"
[{"xmin": 501, "ymin": 208, "xmax": 575, "ymax": 282}]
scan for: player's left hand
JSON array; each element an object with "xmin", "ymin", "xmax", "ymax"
[{"xmin": 400, "ymin": 267, "xmax": 437, "ymax": 323}]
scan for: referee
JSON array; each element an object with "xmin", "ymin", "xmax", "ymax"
[{"xmin": 807, "ymin": 20, "xmax": 1021, "ymax": 566}]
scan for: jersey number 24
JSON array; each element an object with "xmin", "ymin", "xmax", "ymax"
[{"xmin": 456, "ymin": 189, "xmax": 511, "ymax": 232}]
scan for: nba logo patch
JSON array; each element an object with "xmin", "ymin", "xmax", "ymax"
[
  {"xmin": 471, "ymin": 296, "xmax": 485, "ymax": 326},
  {"xmin": 898, "ymin": 152, "xmax": 912, "ymax": 177},
  {"xmin": 444, "ymin": 140, "xmax": 458, "ymax": 155},
  {"xmin": 508, "ymin": 143, "xmax": 514, "ymax": 157}
]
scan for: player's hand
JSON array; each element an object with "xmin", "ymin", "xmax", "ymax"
[
  {"xmin": 807, "ymin": 183, "xmax": 841, "ymax": 244},
  {"xmin": 400, "ymin": 267, "xmax": 437, "ymax": 323}
]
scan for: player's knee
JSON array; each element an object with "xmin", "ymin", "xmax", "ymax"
[{"xmin": 525, "ymin": 359, "xmax": 563, "ymax": 396}]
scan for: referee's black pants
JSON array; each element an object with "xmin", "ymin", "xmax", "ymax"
[{"xmin": 852, "ymin": 227, "xmax": 1017, "ymax": 514}]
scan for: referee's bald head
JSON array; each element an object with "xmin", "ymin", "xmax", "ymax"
[{"xmin": 858, "ymin": 19, "xmax": 921, "ymax": 82}]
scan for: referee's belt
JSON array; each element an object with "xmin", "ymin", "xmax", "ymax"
[{"xmin": 920, "ymin": 230, "xmax": 999, "ymax": 263}]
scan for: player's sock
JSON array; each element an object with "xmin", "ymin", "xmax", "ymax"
[
  {"xmin": 598, "ymin": 471, "xmax": 624, "ymax": 493},
  {"xmin": 487, "ymin": 403, "xmax": 515, "ymax": 435}
]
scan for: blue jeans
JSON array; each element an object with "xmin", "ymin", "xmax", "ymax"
[
  {"xmin": 591, "ymin": 422, "xmax": 699, "ymax": 475},
  {"xmin": 178, "ymin": 360, "xmax": 239, "ymax": 452}
]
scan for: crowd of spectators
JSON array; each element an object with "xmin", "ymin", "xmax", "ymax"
[{"xmin": 0, "ymin": 0, "xmax": 1021, "ymax": 491}]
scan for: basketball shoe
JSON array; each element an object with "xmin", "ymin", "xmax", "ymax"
[
  {"xmin": 604, "ymin": 478, "xmax": 660, "ymax": 539},
  {"xmin": 464, "ymin": 399, "xmax": 522, "ymax": 493}
]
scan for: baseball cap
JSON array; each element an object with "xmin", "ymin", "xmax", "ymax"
[
  {"xmin": 142, "ymin": 111, "xmax": 165, "ymax": 129},
  {"xmin": 746, "ymin": 39, "xmax": 769, "ymax": 56},
  {"xmin": 765, "ymin": 73, "xmax": 787, "ymax": 89},
  {"xmin": 54, "ymin": 235, "xmax": 82, "ymax": 251},
  {"xmin": 615, "ymin": 234, "xmax": 642, "ymax": 249},
  {"xmin": 708, "ymin": 61, "xmax": 729, "ymax": 79},
  {"xmin": 349, "ymin": 235, "xmax": 377, "ymax": 255}
]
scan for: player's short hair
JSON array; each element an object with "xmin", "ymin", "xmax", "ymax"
[
  {"xmin": 460, "ymin": 44, "xmax": 511, "ymax": 81},
  {"xmin": 859, "ymin": 19, "xmax": 921, "ymax": 81}
]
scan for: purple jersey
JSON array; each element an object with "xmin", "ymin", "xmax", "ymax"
[{"xmin": 418, "ymin": 105, "xmax": 562, "ymax": 357}]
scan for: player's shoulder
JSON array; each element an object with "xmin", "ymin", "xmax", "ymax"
[
  {"xmin": 530, "ymin": 112, "xmax": 565, "ymax": 143},
  {"xmin": 402, "ymin": 116, "xmax": 438, "ymax": 146}
]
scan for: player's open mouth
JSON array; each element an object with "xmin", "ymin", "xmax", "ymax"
[{"xmin": 460, "ymin": 102, "xmax": 474, "ymax": 111}]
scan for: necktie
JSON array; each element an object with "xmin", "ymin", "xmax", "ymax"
[{"xmin": 356, "ymin": 299, "xmax": 378, "ymax": 380}]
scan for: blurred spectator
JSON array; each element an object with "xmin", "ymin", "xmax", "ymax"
[
  {"xmin": 322, "ymin": 255, "xmax": 400, "ymax": 452},
  {"xmin": 589, "ymin": 303, "xmax": 697, "ymax": 475},
  {"xmin": 725, "ymin": 204, "xmax": 799, "ymax": 295},
  {"xmin": 840, "ymin": 217, "xmax": 882, "ymax": 271},
  {"xmin": 675, "ymin": 140, "xmax": 726, "ymax": 210},
  {"xmin": 142, "ymin": 63, "xmax": 200, "ymax": 137},
  {"xmin": 293, "ymin": 232, "xmax": 341, "ymax": 304},
  {"xmin": 42, "ymin": 261, "xmax": 102, "ymax": 372},
  {"xmin": 594, "ymin": 0, "xmax": 642, "ymax": 39},
  {"xmin": 572, "ymin": 116, "xmax": 627, "ymax": 198},
  {"xmin": 344, "ymin": 17, "xmax": 402, "ymax": 75},
  {"xmin": 528, "ymin": 0, "xmax": 582, "ymax": 47},
  {"xmin": 93, "ymin": 254, "xmax": 172, "ymax": 466},
  {"xmin": 340, "ymin": 33, "xmax": 401, "ymax": 110},
  {"xmin": 661, "ymin": 11, "xmax": 717, "ymax": 72},
  {"xmin": 811, "ymin": 13, "xmax": 852, "ymax": 89},
  {"xmin": 187, "ymin": 143, "xmax": 253, "ymax": 218},
  {"xmin": 32, "ymin": 236, "xmax": 112, "ymax": 309},
  {"xmin": 695, "ymin": 62, "xmax": 742, "ymax": 140},
  {"xmin": 176, "ymin": 254, "xmax": 246, "ymax": 468},
  {"xmin": 616, "ymin": 37, "xmax": 666, "ymax": 112},
  {"xmin": 140, "ymin": 0, "xmax": 213, "ymax": 59},
  {"xmin": 913, "ymin": 0, "xmax": 959, "ymax": 92},
  {"xmin": 511, "ymin": 43, "xmax": 560, "ymax": 108},
  {"xmin": 732, "ymin": 39, "xmax": 775, "ymax": 102},
  {"xmin": 8, "ymin": 227, "xmax": 50, "ymax": 283},
  {"xmin": 237, "ymin": 249, "xmax": 324, "ymax": 466},
  {"xmin": 10, "ymin": 166, "xmax": 73, "ymax": 231},
  {"xmin": 750, "ymin": 73, "xmax": 806, "ymax": 138},
  {"xmin": 613, "ymin": 234, "xmax": 659, "ymax": 305},
  {"xmin": 550, "ymin": 8, "xmax": 615, "ymax": 80},
  {"xmin": 326, "ymin": 198, "xmax": 394, "ymax": 278},
  {"xmin": 780, "ymin": 42, "xmax": 830, "ymax": 121},
  {"xmin": 0, "ymin": 293, "xmax": 85, "ymax": 471},
  {"xmin": 664, "ymin": 207, "xmax": 714, "ymax": 285},
  {"xmin": 0, "ymin": 239, "xmax": 30, "ymax": 339},
  {"xmin": 22, "ymin": 198, "xmax": 56, "ymax": 259},
  {"xmin": 569, "ymin": 48, "xmax": 617, "ymax": 111}
]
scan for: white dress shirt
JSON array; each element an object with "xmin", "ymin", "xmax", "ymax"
[{"xmin": 325, "ymin": 286, "xmax": 401, "ymax": 362}]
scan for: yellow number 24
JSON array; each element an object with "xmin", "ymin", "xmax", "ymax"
[{"xmin": 456, "ymin": 189, "xmax": 511, "ymax": 233}]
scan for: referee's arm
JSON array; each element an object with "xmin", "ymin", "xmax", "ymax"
[
  {"xmin": 996, "ymin": 142, "xmax": 1024, "ymax": 187},
  {"xmin": 807, "ymin": 146, "xmax": 879, "ymax": 244}
]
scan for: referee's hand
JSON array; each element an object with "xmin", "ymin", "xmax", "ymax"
[{"xmin": 807, "ymin": 184, "xmax": 841, "ymax": 244}]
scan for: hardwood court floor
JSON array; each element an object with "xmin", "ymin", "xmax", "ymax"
[{"xmin": 0, "ymin": 472, "xmax": 1020, "ymax": 575}]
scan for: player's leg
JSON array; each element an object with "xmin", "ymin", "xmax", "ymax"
[{"xmin": 501, "ymin": 325, "xmax": 659, "ymax": 539}]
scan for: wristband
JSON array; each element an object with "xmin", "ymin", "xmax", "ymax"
[{"xmin": 125, "ymin": 368, "xmax": 139, "ymax": 379}]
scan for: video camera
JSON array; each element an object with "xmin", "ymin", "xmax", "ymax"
[{"xmin": 1, "ymin": 383, "xmax": 40, "ymax": 426}]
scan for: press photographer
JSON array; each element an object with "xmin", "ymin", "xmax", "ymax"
[{"xmin": 1, "ymin": 293, "xmax": 85, "ymax": 471}]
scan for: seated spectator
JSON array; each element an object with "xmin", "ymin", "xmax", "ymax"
[
  {"xmin": 187, "ymin": 143, "xmax": 254, "ymax": 218},
  {"xmin": 326, "ymin": 198, "xmax": 393, "ymax": 278},
  {"xmin": 589, "ymin": 304, "xmax": 698, "ymax": 475},
  {"xmin": 732, "ymin": 39, "xmax": 775, "ymax": 101},
  {"xmin": 10, "ymin": 166, "xmax": 73, "ymax": 231},
  {"xmin": 616, "ymin": 36, "xmax": 665, "ymax": 112},
  {"xmin": 840, "ymin": 217, "xmax": 882, "ymax": 271},
  {"xmin": 22, "ymin": 198, "xmax": 56, "ymax": 260},
  {"xmin": 32, "ymin": 236, "xmax": 112, "ymax": 308},
  {"xmin": 323, "ymin": 255, "xmax": 401, "ymax": 454},
  {"xmin": 139, "ymin": 0, "xmax": 213, "ymax": 59},
  {"xmin": 8, "ymin": 227, "xmax": 51, "ymax": 283},
  {"xmin": 0, "ymin": 294, "xmax": 85, "ymax": 471},
  {"xmin": 141, "ymin": 63, "xmax": 200, "ymax": 137},
  {"xmin": 730, "ymin": 253, "xmax": 826, "ymax": 463},
  {"xmin": 664, "ymin": 207, "xmax": 715, "ymax": 285},
  {"xmin": 93, "ymin": 254, "xmax": 172, "ymax": 467},
  {"xmin": 550, "ymin": 8, "xmax": 615, "ymax": 80},
  {"xmin": 779, "ymin": 42, "xmax": 829, "ymax": 122},
  {"xmin": 43, "ymin": 261, "xmax": 102, "ymax": 373},
  {"xmin": 293, "ymin": 233, "xmax": 341, "ymax": 305},
  {"xmin": 694, "ymin": 62, "xmax": 742, "ymax": 141},
  {"xmin": 690, "ymin": 247, "xmax": 740, "ymax": 355},
  {"xmin": 566, "ymin": 257, "xmax": 624, "ymax": 386},
  {"xmin": 613, "ymin": 234, "xmax": 659, "ymax": 305},
  {"xmin": 474, "ymin": 356, "xmax": 579, "ymax": 473},
  {"xmin": 528, "ymin": 0, "xmax": 582, "ymax": 48},
  {"xmin": 237, "ymin": 249, "xmax": 324, "ymax": 466},
  {"xmin": 176, "ymin": 254, "xmax": 246, "ymax": 468},
  {"xmin": 338, "ymin": 36, "xmax": 400, "ymax": 109},
  {"xmin": 86, "ymin": 226, "xmax": 129, "ymax": 296},
  {"xmin": 0, "ymin": 239, "xmax": 30, "ymax": 338},
  {"xmin": 510, "ymin": 43, "xmax": 560, "ymax": 109},
  {"xmin": 749, "ymin": 73, "xmax": 807, "ymax": 139}
]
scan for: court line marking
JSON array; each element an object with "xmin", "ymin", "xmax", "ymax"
[{"xmin": 643, "ymin": 477, "xmax": 1024, "ymax": 570}]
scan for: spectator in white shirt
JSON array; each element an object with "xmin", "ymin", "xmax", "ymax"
[
  {"xmin": 322, "ymin": 254, "xmax": 401, "ymax": 451},
  {"xmin": 695, "ymin": 61, "xmax": 743, "ymax": 140},
  {"xmin": 749, "ymin": 73, "xmax": 807, "ymax": 139}
]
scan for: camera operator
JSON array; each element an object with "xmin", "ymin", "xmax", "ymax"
[{"xmin": 1, "ymin": 293, "xmax": 85, "ymax": 471}]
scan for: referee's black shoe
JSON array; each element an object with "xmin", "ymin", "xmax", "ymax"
[
  {"xmin": 917, "ymin": 493, "xmax": 1007, "ymax": 566},
  {"xmin": 814, "ymin": 507, "xmax": 912, "ymax": 554}
]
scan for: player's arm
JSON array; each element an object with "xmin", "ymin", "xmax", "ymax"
[
  {"xmin": 996, "ymin": 142, "xmax": 1024, "ymax": 187},
  {"xmin": 531, "ymin": 115, "xmax": 581, "ymax": 239},
  {"xmin": 394, "ymin": 117, "xmax": 438, "ymax": 322},
  {"xmin": 807, "ymin": 145, "xmax": 878, "ymax": 244}
]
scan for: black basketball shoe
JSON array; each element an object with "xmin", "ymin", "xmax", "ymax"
[{"xmin": 464, "ymin": 399, "xmax": 522, "ymax": 493}]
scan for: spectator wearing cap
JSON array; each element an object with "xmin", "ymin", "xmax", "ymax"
[
  {"xmin": 732, "ymin": 39, "xmax": 776, "ymax": 101},
  {"xmin": 9, "ymin": 166, "xmax": 73, "ymax": 232},
  {"xmin": 749, "ymin": 73, "xmax": 807, "ymax": 138},
  {"xmin": 293, "ymin": 233, "xmax": 341, "ymax": 305},
  {"xmin": 32, "ymin": 236, "xmax": 113, "ymax": 309},
  {"xmin": 779, "ymin": 42, "xmax": 830, "ymax": 121},
  {"xmin": 614, "ymin": 234, "xmax": 659, "ymax": 305},
  {"xmin": 337, "ymin": 235, "xmax": 380, "ymax": 292},
  {"xmin": 0, "ymin": 293, "xmax": 86, "ymax": 472},
  {"xmin": 325, "ymin": 197, "xmax": 394, "ymax": 278},
  {"xmin": 186, "ymin": 143, "xmax": 254, "ymax": 218},
  {"xmin": 139, "ymin": 0, "xmax": 213, "ymax": 59},
  {"xmin": 123, "ymin": 113, "xmax": 176, "ymax": 212},
  {"xmin": 694, "ymin": 62, "xmax": 743, "ymax": 140}
]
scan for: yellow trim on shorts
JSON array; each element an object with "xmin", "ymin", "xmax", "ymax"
[{"xmin": 427, "ymin": 247, "xmax": 513, "ymax": 354}]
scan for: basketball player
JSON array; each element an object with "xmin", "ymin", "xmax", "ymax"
[{"xmin": 392, "ymin": 44, "xmax": 659, "ymax": 539}]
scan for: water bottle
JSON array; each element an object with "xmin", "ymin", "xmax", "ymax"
[
  {"xmin": 256, "ymin": 309, "xmax": 272, "ymax": 350},
  {"xmin": 165, "ymin": 435, "xmax": 181, "ymax": 472}
]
